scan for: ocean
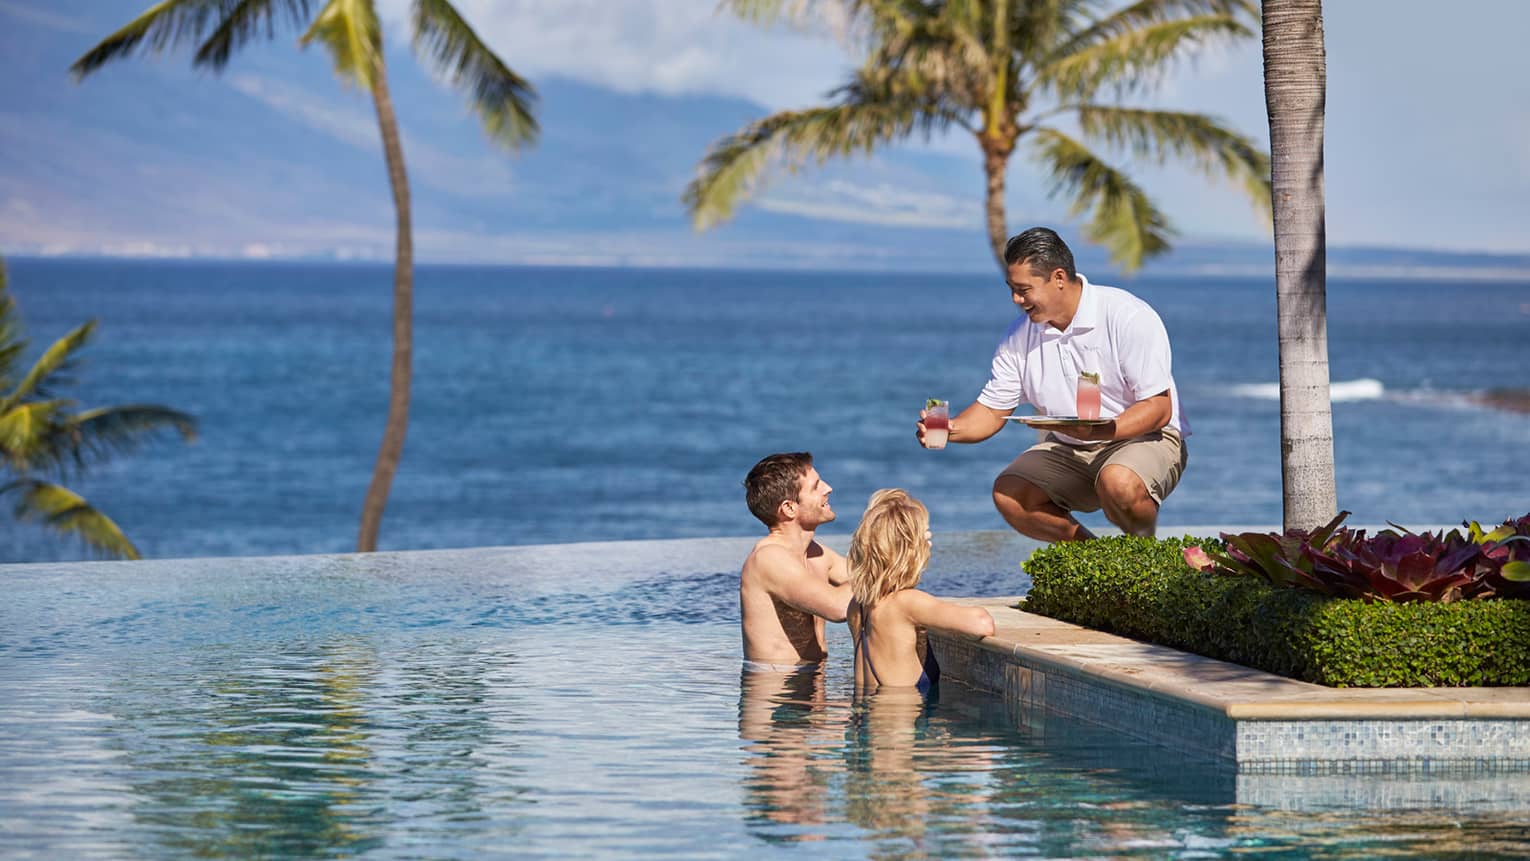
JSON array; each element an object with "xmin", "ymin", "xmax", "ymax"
[{"xmin": 4, "ymin": 258, "xmax": 1528, "ymax": 562}]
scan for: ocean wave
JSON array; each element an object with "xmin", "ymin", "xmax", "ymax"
[{"xmin": 1230, "ymin": 378, "xmax": 1386, "ymax": 402}]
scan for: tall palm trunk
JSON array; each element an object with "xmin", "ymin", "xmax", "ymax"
[
  {"xmin": 982, "ymin": 0, "xmax": 1012, "ymax": 274},
  {"xmin": 982, "ymin": 143, "xmax": 1010, "ymax": 271},
  {"xmin": 1262, "ymin": 0, "xmax": 1335, "ymax": 531},
  {"xmin": 357, "ymin": 54, "xmax": 413, "ymax": 552}
]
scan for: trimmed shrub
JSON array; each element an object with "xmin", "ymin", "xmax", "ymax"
[{"xmin": 1023, "ymin": 536, "xmax": 1530, "ymax": 687}]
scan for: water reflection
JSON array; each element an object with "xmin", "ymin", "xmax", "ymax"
[
  {"xmin": 111, "ymin": 639, "xmax": 383, "ymax": 857},
  {"xmin": 103, "ymin": 634, "xmax": 530, "ymax": 858},
  {"xmin": 736, "ymin": 666, "xmax": 847, "ymax": 844},
  {"xmin": 377, "ymin": 637, "xmax": 531, "ymax": 847},
  {"xmin": 842, "ymin": 690, "xmax": 939, "ymax": 857}
]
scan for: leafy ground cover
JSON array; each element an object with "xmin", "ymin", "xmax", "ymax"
[{"xmin": 1023, "ymin": 515, "xmax": 1530, "ymax": 687}]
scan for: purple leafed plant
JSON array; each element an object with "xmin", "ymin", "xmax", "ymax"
[
  {"xmin": 1467, "ymin": 514, "xmax": 1530, "ymax": 600},
  {"xmin": 1181, "ymin": 511, "xmax": 1530, "ymax": 604}
]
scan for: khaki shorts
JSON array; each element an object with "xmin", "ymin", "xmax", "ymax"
[{"xmin": 998, "ymin": 430, "xmax": 1187, "ymax": 513}]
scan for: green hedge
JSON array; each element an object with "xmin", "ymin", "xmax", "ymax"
[{"xmin": 1022, "ymin": 535, "xmax": 1530, "ymax": 687}]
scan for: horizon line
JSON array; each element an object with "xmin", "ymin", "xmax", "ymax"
[{"xmin": 7, "ymin": 251, "xmax": 1530, "ymax": 283}]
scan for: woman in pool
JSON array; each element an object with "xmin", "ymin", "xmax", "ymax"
[{"xmin": 848, "ymin": 489, "xmax": 996, "ymax": 695}]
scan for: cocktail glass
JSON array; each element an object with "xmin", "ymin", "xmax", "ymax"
[
  {"xmin": 1076, "ymin": 372, "xmax": 1101, "ymax": 420},
  {"xmin": 924, "ymin": 399, "xmax": 950, "ymax": 450}
]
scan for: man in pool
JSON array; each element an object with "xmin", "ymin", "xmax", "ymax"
[
  {"xmin": 916, "ymin": 227, "xmax": 1189, "ymax": 541},
  {"xmin": 740, "ymin": 452, "xmax": 852, "ymax": 670}
]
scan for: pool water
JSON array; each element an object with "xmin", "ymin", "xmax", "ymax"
[{"xmin": 4, "ymin": 535, "xmax": 1530, "ymax": 859}]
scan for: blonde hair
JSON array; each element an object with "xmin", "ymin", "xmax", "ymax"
[{"xmin": 848, "ymin": 489, "xmax": 930, "ymax": 607}]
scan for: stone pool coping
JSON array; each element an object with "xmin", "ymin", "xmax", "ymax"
[
  {"xmin": 929, "ymin": 598, "xmax": 1530, "ymax": 768},
  {"xmin": 940, "ymin": 598, "xmax": 1530, "ymax": 719}
]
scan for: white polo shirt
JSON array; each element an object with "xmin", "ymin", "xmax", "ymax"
[{"xmin": 976, "ymin": 274, "xmax": 1188, "ymax": 446}]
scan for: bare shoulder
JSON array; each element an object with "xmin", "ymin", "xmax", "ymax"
[
  {"xmin": 887, "ymin": 588, "xmax": 942, "ymax": 615},
  {"xmin": 742, "ymin": 538, "xmax": 802, "ymax": 585}
]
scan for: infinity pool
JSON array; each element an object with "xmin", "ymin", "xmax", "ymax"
[{"xmin": 4, "ymin": 535, "xmax": 1529, "ymax": 858}]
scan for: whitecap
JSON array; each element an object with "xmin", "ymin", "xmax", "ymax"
[
  {"xmin": 1332, "ymin": 378, "xmax": 1386, "ymax": 401},
  {"xmin": 1230, "ymin": 378, "xmax": 1385, "ymax": 402}
]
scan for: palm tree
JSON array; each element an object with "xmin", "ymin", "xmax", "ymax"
[
  {"xmin": 0, "ymin": 255, "xmax": 197, "ymax": 559},
  {"xmin": 71, "ymin": 0, "xmax": 538, "ymax": 551},
  {"xmin": 688, "ymin": 0, "xmax": 1271, "ymax": 273},
  {"xmin": 1261, "ymin": 0, "xmax": 1334, "ymax": 530}
]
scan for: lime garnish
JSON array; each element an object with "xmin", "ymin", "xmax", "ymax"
[
  {"xmin": 926, "ymin": 398, "xmax": 945, "ymax": 409},
  {"xmin": 1079, "ymin": 371, "xmax": 1100, "ymax": 383}
]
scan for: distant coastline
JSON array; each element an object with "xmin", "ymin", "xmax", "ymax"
[
  {"xmin": 1474, "ymin": 389, "xmax": 1530, "ymax": 415},
  {"xmin": 7, "ymin": 241, "xmax": 1530, "ymax": 282}
]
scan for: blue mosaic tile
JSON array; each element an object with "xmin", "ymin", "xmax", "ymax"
[{"xmin": 931, "ymin": 633, "xmax": 1530, "ymax": 771}]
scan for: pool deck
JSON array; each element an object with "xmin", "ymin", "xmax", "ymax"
[{"xmin": 930, "ymin": 598, "xmax": 1530, "ymax": 770}]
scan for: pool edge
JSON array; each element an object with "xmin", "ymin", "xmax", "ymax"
[{"xmin": 929, "ymin": 599, "xmax": 1530, "ymax": 770}]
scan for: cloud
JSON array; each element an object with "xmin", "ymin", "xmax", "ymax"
[
  {"xmin": 375, "ymin": 0, "xmax": 852, "ymax": 110},
  {"xmin": 230, "ymin": 76, "xmax": 378, "ymax": 150},
  {"xmin": 229, "ymin": 75, "xmax": 515, "ymax": 199},
  {"xmin": 404, "ymin": 224, "xmax": 976, "ymax": 269},
  {"xmin": 757, "ymin": 180, "xmax": 978, "ymax": 229},
  {"xmin": 0, "ymin": 0, "xmax": 98, "ymax": 35}
]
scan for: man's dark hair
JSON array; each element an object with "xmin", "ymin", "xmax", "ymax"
[
  {"xmin": 745, "ymin": 452, "xmax": 814, "ymax": 527},
  {"xmin": 1003, "ymin": 227, "xmax": 1076, "ymax": 281}
]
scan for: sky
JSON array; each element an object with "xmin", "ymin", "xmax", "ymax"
[{"xmin": 2, "ymin": 0, "xmax": 1529, "ymax": 274}]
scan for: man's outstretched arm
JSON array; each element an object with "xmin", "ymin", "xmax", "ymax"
[
  {"xmin": 758, "ymin": 545, "xmax": 851, "ymax": 622},
  {"xmin": 919, "ymin": 402, "xmax": 1012, "ymax": 447}
]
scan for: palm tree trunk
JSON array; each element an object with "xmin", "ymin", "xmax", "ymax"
[
  {"xmin": 357, "ymin": 56, "xmax": 413, "ymax": 552},
  {"xmin": 1262, "ymin": 0, "xmax": 1335, "ymax": 531},
  {"xmin": 982, "ymin": 142, "xmax": 1010, "ymax": 272}
]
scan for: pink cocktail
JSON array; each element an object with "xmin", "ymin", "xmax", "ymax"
[
  {"xmin": 1076, "ymin": 372, "xmax": 1101, "ymax": 420},
  {"xmin": 924, "ymin": 399, "xmax": 949, "ymax": 449}
]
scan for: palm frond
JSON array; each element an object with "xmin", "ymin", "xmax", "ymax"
[
  {"xmin": 194, "ymin": 0, "xmax": 315, "ymax": 69},
  {"xmin": 684, "ymin": 93, "xmax": 957, "ymax": 230},
  {"xmin": 0, "ymin": 321, "xmax": 95, "ymax": 414},
  {"xmin": 1010, "ymin": 0, "xmax": 1080, "ymax": 67},
  {"xmin": 1, "ymin": 479, "xmax": 140, "ymax": 559},
  {"xmin": 71, "ymin": 0, "xmax": 230, "ymax": 79},
  {"xmin": 722, "ymin": 0, "xmax": 922, "ymax": 55},
  {"xmin": 1035, "ymin": 15, "xmax": 1252, "ymax": 100},
  {"xmin": 410, "ymin": 0, "xmax": 538, "ymax": 149},
  {"xmin": 859, "ymin": 6, "xmax": 992, "ymax": 108},
  {"xmin": 1053, "ymin": 0, "xmax": 1256, "ymax": 56},
  {"xmin": 0, "ymin": 260, "xmax": 26, "ymax": 391},
  {"xmin": 299, "ymin": 0, "xmax": 382, "ymax": 89},
  {"xmin": 721, "ymin": 0, "xmax": 882, "ymax": 28},
  {"xmin": 60, "ymin": 405, "xmax": 199, "ymax": 468},
  {"xmin": 720, "ymin": 0, "xmax": 818, "ymax": 26},
  {"xmin": 0, "ymin": 400, "xmax": 74, "ymax": 472},
  {"xmin": 1074, "ymin": 104, "xmax": 1271, "ymax": 216},
  {"xmin": 1030, "ymin": 126, "xmax": 1174, "ymax": 272}
]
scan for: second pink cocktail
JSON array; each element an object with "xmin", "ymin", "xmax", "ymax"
[{"xmin": 1076, "ymin": 372, "xmax": 1101, "ymax": 420}]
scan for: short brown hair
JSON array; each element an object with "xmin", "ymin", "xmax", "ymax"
[{"xmin": 744, "ymin": 452, "xmax": 814, "ymax": 527}]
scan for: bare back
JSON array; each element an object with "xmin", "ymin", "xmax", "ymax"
[
  {"xmin": 849, "ymin": 589, "xmax": 996, "ymax": 690},
  {"xmin": 740, "ymin": 536, "xmax": 847, "ymax": 664},
  {"xmin": 848, "ymin": 592, "xmax": 925, "ymax": 689}
]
